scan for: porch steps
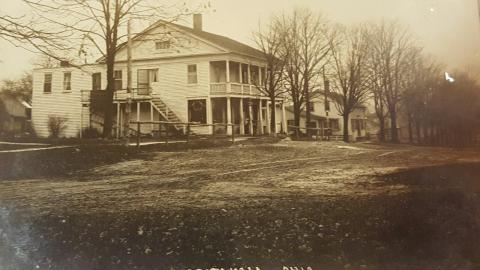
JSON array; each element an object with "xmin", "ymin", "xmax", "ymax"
[{"xmin": 150, "ymin": 98, "xmax": 183, "ymax": 131}]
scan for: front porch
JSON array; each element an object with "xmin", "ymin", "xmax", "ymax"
[{"xmin": 208, "ymin": 96, "xmax": 287, "ymax": 136}]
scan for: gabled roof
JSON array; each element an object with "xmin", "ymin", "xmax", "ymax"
[
  {"xmin": 172, "ymin": 23, "xmax": 265, "ymax": 59},
  {"xmin": 98, "ymin": 20, "xmax": 265, "ymax": 62}
]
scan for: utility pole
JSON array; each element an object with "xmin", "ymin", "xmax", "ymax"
[
  {"xmin": 125, "ymin": 18, "xmax": 132, "ymax": 144},
  {"xmin": 323, "ymin": 68, "xmax": 330, "ymax": 140}
]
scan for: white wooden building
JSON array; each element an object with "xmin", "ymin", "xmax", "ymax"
[
  {"xmin": 285, "ymin": 91, "xmax": 368, "ymax": 141},
  {"xmin": 31, "ymin": 15, "xmax": 287, "ymax": 138}
]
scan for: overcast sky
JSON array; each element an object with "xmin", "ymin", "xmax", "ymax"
[{"xmin": 1, "ymin": 0, "xmax": 480, "ymax": 80}]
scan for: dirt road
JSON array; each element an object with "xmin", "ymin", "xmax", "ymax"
[{"xmin": 1, "ymin": 140, "xmax": 480, "ymax": 269}]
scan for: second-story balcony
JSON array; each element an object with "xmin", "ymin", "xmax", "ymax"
[
  {"xmin": 210, "ymin": 60, "xmax": 264, "ymax": 96},
  {"xmin": 210, "ymin": 82, "xmax": 262, "ymax": 96}
]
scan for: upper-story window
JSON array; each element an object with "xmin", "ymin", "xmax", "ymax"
[
  {"xmin": 43, "ymin": 73, "xmax": 52, "ymax": 93},
  {"xmin": 241, "ymin": 64, "xmax": 249, "ymax": 84},
  {"xmin": 114, "ymin": 70, "xmax": 122, "ymax": 90},
  {"xmin": 307, "ymin": 102, "xmax": 315, "ymax": 112},
  {"xmin": 155, "ymin": 41, "xmax": 170, "ymax": 50},
  {"xmin": 187, "ymin": 64, "xmax": 197, "ymax": 84},
  {"xmin": 63, "ymin": 72, "xmax": 71, "ymax": 91},
  {"xmin": 137, "ymin": 69, "xmax": 158, "ymax": 93},
  {"xmin": 92, "ymin": 72, "xmax": 101, "ymax": 90}
]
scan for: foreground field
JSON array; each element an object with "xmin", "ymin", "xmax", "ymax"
[{"xmin": 1, "ymin": 140, "xmax": 480, "ymax": 270}]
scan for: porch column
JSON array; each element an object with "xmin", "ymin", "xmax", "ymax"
[
  {"xmin": 226, "ymin": 60, "xmax": 230, "ymax": 93},
  {"xmin": 116, "ymin": 102, "xmax": 121, "ymax": 139},
  {"xmin": 226, "ymin": 97, "xmax": 232, "ymax": 135},
  {"xmin": 273, "ymin": 101, "xmax": 279, "ymax": 134},
  {"xmin": 266, "ymin": 100, "xmax": 271, "ymax": 135},
  {"xmin": 206, "ymin": 98, "xmax": 213, "ymax": 134},
  {"xmin": 137, "ymin": 102, "xmax": 141, "ymax": 121},
  {"xmin": 258, "ymin": 99, "xmax": 264, "ymax": 135},
  {"xmin": 150, "ymin": 102, "xmax": 154, "ymax": 135},
  {"xmin": 281, "ymin": 101, "xmax": 287, "ymax": 134},
  {"xmin": 248, "ymin": 99, "xmax": 253, "ymax": 135},
  {"xmin": 239, "ymin": 98, "xmax": 245, "ymax": 135},
  {"xmin": 247, "ymin": 64, "xmax": 251, "ymax": 95}
]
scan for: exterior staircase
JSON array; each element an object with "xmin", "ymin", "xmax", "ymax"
[{"xmin": 150, "ymin": 97, "xmax": 184, "ymax": 131}]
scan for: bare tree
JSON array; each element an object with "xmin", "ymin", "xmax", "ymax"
[
  {"xmin": 279, "ymin": 9, "xmax": 333, "ymax": 133},
  {"xmin": 23, "ymin": 0, "xmax": 203, "ymax": 137},
  {"xmin": 0, "ymin": 15, "xmax": 72, "ymax": 63},
  {"xmin": 368, "ymin": 21, "xmax": 418, "ymax": 142},
  {"xmin": 253, "ymin": 17, "xmax": 288, "ymax": 135},
  {"xmin": 1, "ymin": 73, "xmax": 33, "ymax": 102},
  {"xmin": 329, "ymin": 25, "xmax": 371, "ymax": 142}
]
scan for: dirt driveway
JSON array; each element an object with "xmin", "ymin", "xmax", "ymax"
[{"xmin": 1, "ymin": 140, "xmax": 480, "ymax": 270}]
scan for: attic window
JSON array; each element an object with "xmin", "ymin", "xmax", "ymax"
[{"xmin": 155, "ymin": 41, "xmax": 170, "ymax": 50}]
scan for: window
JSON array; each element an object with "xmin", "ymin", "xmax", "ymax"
[
  {"xmin": 63, "ymin": 72, "xmax": 71, "ymax": 91},
  {"xmin": 307, "ymin": 102, "xmax": 315, "ymax": 112},
  {"xmin": 330, "ymin": 119, "xmax": 340, "ymax": 131},
  {"xmin": 241, "ymin": 64, "xmax": 249, "ymax": 84},
  {"xmin": 114, "ymin": 70, "xmax": 122, "ymax": 90},
  {"xmin": 250, "ymin": 66, "xmax": 259, "ymax": 85},
  {"xmin": 92, "ymin": 73, "xmax": 101, "ymax": 90},
  {"xmin": 188, "ymin": 99, "xmax": 206, "ymax": 124},
  {"xmin": 155, "ymin": 41, "xmax": 170, "ymax": 50},
  {"xmin": 187, "ymin": 64, "xmax": 197, "ymax": 84},
  {"xmin": 43, "ymin": 73, "xmax": 52, "ymax": 93},
  {"xmin": 137, "ymin": 69, "xmax": 158, "ymax": 94}
]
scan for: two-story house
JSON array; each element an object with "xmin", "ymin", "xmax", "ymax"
[
  {"xmin": 31, "ymin": 15, "xmax": 288, "ymax": 138},
  {"xmin": 285, "ymin": 91, "xmax": 368, "ymax": 141}
]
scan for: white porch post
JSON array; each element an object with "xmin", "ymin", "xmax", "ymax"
[
  {"xmin": 273, "ymin": 101, "xmax": 279, "ymax": 134},
  {"xmin": 226, "ymin": 97, "xmax": 232, "ymax": 135},
  {"xmin": 239, "ymin": 98, "xmax": 245, "ymax": 135},
  {"xmin": 247, "ymin": 64, "xmax": 251, "ymax": 95},
  {"xmin": 206, "ymin": 98, "xmax": 213, "ymax": 134},
  {"xmin": 136, "ymin": 102, "xmax": 140, "ymax": 122},
  {"xmin": 258, "ymin": 99, "xmax": 264, "ymax": 135},
  {"xmin": 116, "ymin": 102, "xmax": 121, "ymax": 139},
  {"xmin": 226, "ymin": 60, "xmax": 230, "ymax": 93},
  {"xmin": 248, "ymin": 99, "xmax": 253, "ymax": 135},
  {"xmin": 150, "ymin": 102, "xmax": 154, "ymax": 135},
  {"xmin": 266, "ymin": 100, "xmax": 271, "ymax": 135},
  {"xmin": 281, "ymin": 101, "xmax": 287, "ymax": 134}
]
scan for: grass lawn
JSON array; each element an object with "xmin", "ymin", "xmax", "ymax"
[{"xmin": 1, "ymin": 139, "xmax": 480, "ymax": 269}]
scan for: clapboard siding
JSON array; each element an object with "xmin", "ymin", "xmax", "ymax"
[
  {"xmin": 115, "ymin": 24, "xmax": 224, "ymax": 62},
  {"xmin": 32, "ymin": 67, "xmax": 100, "ymax": 137}
]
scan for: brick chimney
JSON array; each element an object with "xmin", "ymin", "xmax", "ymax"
[{"xmin": 193, "ymin": 14, "xmax": 203, "ymax": 31}]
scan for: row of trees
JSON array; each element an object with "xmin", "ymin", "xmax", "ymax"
[
  {"xmin": 254, "ymin": 8, "xmax": 480, "ymax": 145},
  {"xmin": 2, "ymin": 4, "xmax": 479, "ymax": 145}
]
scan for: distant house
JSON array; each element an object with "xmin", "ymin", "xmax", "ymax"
[
  {"xmin": 0, "ymin": 93, "xmax": 32, "ymax": 135},
  {"xmin": 31, "ymin": 14, "xmax": 288, "ymax": 138},
  {"xmin": 285, "ymin": 91, "xmax": 368, "ymax": 141}
]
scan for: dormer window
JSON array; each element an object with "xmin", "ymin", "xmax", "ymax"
[{"xmin": 155, "ymin": 41, "xmax": 170, "ymax": 50}]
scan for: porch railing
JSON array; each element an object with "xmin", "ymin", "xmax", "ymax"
[
  {"xmin": 209, "ymin": 82, "xmax": 264, "ymax": 96},
  {"xmin": 80, "ymin": 88, "xmax": 151, "ymax": 103}
]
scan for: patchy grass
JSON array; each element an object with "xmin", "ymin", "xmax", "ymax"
[{"xmin": 1, "ymin": 141, "xmax": 480, "ymax": 269}]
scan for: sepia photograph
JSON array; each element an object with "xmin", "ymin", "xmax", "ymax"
[{"xmin": 1, "ymin": 0, "xmax": 480, "ymax": 269}]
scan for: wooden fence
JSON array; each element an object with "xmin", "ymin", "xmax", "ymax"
[{"xmin": 130, "ymin": 121, "xmax": 240, "ymax": 147}]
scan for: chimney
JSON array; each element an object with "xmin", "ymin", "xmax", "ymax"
[{"xmin": 193, "ymin": 14, "xmax": 203, "ymax": 31}]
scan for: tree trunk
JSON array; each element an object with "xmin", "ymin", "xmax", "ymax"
[
  {"xmin": 102, "ymin": 56, "xmax": 115, "ymax": 138},
  {"xmin": 415, "ymin": 120, "xmax": 421, "ymax": 144},
  {"xmin": 343, "ymin": 113, "xmax": 350, "ymax": 142},
  {"xmin": 407, "ymin": 113, "xmax": 413, "ymax": 143},
  {"xmin": 293, "ymin": 101, "xmax": 301, "ymax": 136},
  {"xmin": 378, "ymin": 115, "xmax": 386, "ymax": 142},
  {"xmin": 270, "ymin": 95, "xmax": 276, "ymax": 137},
  {"xmin": 390, "ymin": 107, "xmax": 399, "ymax": 143}
]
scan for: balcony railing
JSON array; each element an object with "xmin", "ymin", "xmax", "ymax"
[
  {"xmin": 209, "ymin": 82, "xmax": 264, "ymax": 96},
  {"xmin": 81, "ymin": 88, "xmax": 151, "ymax": 103}
]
